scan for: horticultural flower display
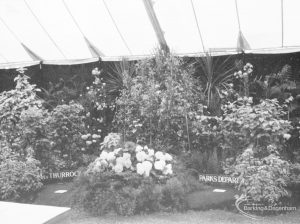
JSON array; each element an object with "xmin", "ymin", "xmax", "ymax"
[
  {"xmin": 1, "ymin": 52, "xmax": 300, "ymax": 217},
  {"xmin": 87, "ymin": 142, "xmax": 173, "ymax": 178}
]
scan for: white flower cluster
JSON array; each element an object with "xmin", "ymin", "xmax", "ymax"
[
  {"xmin": 81, "ymin": 133, "xmax": 101, "ymax": 146},
  {"xmin": 234, "ymin": 63, "xmax": 253, "ymax": 79},
  {"xmin": 283, "ymin": 133, "xmax": 291, "ymax": 140},
  {"xmin": 88, "ymin": 144, "xmax": 173, "ymax": 178},
  {"xmin": 92, "ymin": 67, "xmax": 101, "ymax": 76},
  {"xmin": 94, "ymin": 148, "xmax": 132, "ymax": 174},
  {"xmin": 135, "ymin": 145, "xmax": 173, "ymax": 177}
]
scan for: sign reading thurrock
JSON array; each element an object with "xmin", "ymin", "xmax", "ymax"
[
  {"xmin": 199, "ymin": 174, "xmax": 239, "ymax": 184},
  {"xmin": 41, "ymin": 170, "xmax": 79, "ymax": 180}
]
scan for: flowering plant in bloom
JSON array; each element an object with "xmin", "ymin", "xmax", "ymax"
[
  {"xmin": 87, "ymin": 143, "xmax": 173, "ymax": 178},
  {"xmin": 87, "ymin": 67, "xmax": 115, "ymax": 111},
  {"xmin": 81, "ymin": 132, "xmax": 101, "ymax": 148},
  {"xmin": 234, "ymin": 63, "xmax": 253, "ymax": 79}
]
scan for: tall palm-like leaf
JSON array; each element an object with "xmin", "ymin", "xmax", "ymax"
[
  {"xmin": 194, "ymin": 52, "xmax": 238, "ymax": 114},
  {"xmin": 105, "ymin": 59, "xmax": 136, "ymax": 95}
]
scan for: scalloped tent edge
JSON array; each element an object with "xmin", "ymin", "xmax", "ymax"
[{"xmin": 0, "ymin": 0, "xmax": 299, "ymax": 69}]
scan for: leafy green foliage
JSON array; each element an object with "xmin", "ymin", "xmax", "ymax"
[
  {"xmin": 0, "ymin": 72, "xmax": 42, "ymax": 151},
  {"xmin": 0, "ymin": 143, "xmax": 42, "ymax": 201},
  {"xmin": 225, "ymin": 146, "xmax": 290, "ymax": 204},
  {"xmin": 0, "ymin": 69, "xmax": 94, "ymax": 174},
  {"xmin": 0, "ymin": 69, "xmax": 43, "ymax": 201},
  {"xmin": 45, "ymin": 103, "xmax": 88, "ymax": 170},
  {"xmin": 194, "ymin": 54, "xmax": 239, "ymax": 115},
  {"xmin": 113, "ymin": 53, "xmax": 204, "ymax": 152},
  {"xmin": 79, "ymin": 67, "xmax": 117, "ymax": 152},
  {"xmin": 19, "ymin": 102, "xmax": 92, "ymax": 172},
  {"xmin": 235, "ymin": 63, "xmax": 296, "ymax": 103},
  {"xmin": 100, "ymin": 132, "xmax": 122, "ymax": 151},
  {"xmin": 221, "ymin": 97, "xmax": 292, "ymax": 157},
  {"xmin": 40, "ymin": 75, "xmax": 87, "ymax": 109},
  {"xmin": 71, "ymin": 133, "xmax": 188, "ymax": 216},
  {"xmin": 71, "ymin": 170, "xmax": 189, "ymax": 216},
  {"xmin": 222, "ymin": 97, "xmax": 293, "ymax": 204}
]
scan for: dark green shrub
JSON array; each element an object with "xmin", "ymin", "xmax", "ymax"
[
  {"xmin": 0, "ymin": 143, "xmax": 42, "ymax": 201},
  {"xmin": 0, "ymin": 72, "xmax": 43, "ymax": 155},
  {"xmin": 160, "ymin": 177, "xmax": 187, "ymax": 211},
  {"xmin": 71, "ymin": 148, "xmax": 210, "ymax": 216},
  {"xmin": 18, "ymin": 102, "xmax": 90, "ymax": 172},
  {"xmin": 113, "ymin": 52, "xmax": 204, "ymax": 152},
  {"xmin": 71, "ymin": 139, "xmax": 173, "ymax": 216},
  {"xmin": 71, "ymin": 138, "xmax": 191, "ymax": 216},
  {"xmin": 225, "ymin": 147, "xmax": 290, "ymax": 204},
  {"xmin": 222, "ymin": 97, "xmax": 293, "ymax": 204},
  {"xmin": 0, "ymin": 68, "xmax": 95, "ymax": 174},
  {"xmin": 71, "ymin": 170, "xmax": 191, "ymax": 216}
]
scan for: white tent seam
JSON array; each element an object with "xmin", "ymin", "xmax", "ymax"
[
  {"xmin": 23, "ymin": 0, "xmax": 67, "ymax": 59},
  {"xmin": 101, "ymin": 0, "xmax": 133, "ymax": 55}
]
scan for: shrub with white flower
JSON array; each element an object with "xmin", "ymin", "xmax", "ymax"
[
  {"xmin": 87, "ymin": 143, "xmax": 173, "ymax": 178},
  {"xmin": 81, "ymin": 133, "xmax": 101, "ymax": 147}
]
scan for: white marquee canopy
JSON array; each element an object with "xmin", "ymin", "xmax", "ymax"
[{"xmin": 0, "ymin": 0, "xmax": 300, "ymax": 68}]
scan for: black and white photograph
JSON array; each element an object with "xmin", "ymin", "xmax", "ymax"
[{"xmin": 0, "ymin": 0, "xmax": 299, "ymax": 223}]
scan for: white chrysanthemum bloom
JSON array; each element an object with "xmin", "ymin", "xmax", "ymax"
[
  {"xmin": 155, "ymin": 151, "xmax": 164, "ymax": 160},
  {"xmin": 123, "ymin": 159, "xmax": 132, "ymax": 169},
  {"xmin": 142, "ymin": 161, "xmax": 153, "ymax": 177},
  {"xmin": 154, "ymin": 160, "xmax": 166, "ymax": 171},
  {"xmin": 136, "ymin": 145, "xmax": 143, "ymax": 152},
  {"xmin": 100, "ymin": 151, "xmax": 109, "ymax": 160},
  {"xmin": 113, "ymin": 164, "xmax": 123, "ymax": 173},
  {"xmin": 136, "ymin": 163, "xmax": 144, "ymax": 175},
  {"xmin": 95, "ymin": 160, "xmax": 101, "ymax": 168},
  {"xmin": 107, "ymin": 152, "xmax": 116, "ymax": 161},
  {"xmin": 163, "ymin": 164, "xmax": 173, "ymax": 175},
  {"xmin": 116, "ymin": 157, "xmax": 125, "ymax": 166},
  {"xmin": 92, "ymin": 134, "xmax": 101, "ymax": 139},
  {"xmin": 143, "ymin": 145, "xmax": 149, "ymax": 150},
  {"xmin": 283, "ymin": 133, "xmax": 291, "ymax": 140},
  {"xmin": 100, "ymin": 159, "xmax": 108, "ymax": 167},
  {"xmin": 145, "ymin": 154, "xmax": 154, "ymax": 162},
  {"xmin": 164, "ymin": 153, "xmax": 173, "ymax": 161},
  {"xmin": 148, "ymin": 149, "xmax": 154, "ymax": 157},
  {"xmin": 123, "ymin": 153, "xmax": 131, "ymax": 159},
  {"xmin": 136, "ymin": 151, "xmax": 147, "ymax": 162},
  {"xmin": 114, "ymin": 148, "xmax": 122, "ymax": 154},
  {"xmin": 93, "ymin": 165, "xmax": 101, "ymax": 173},
  {"xmin": 86, "ymin": 141, "xmax": 92, "ymax": 145},
  {"xmin": 81, "ymin": 134, "xmax": 89, "ymax": 140}
]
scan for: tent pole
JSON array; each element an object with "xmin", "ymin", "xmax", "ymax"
[
  {"xmin": 143, "ymin": 0, "xmax": 169, "ymax": 53},
  {"xmin": 281, "ymin": 0, "xmax": 284, "ymax": 47}
]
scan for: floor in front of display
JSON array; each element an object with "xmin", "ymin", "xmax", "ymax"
[{"xmin": 26, "ymin": 182, "xmax": 300, "ymax": 224}]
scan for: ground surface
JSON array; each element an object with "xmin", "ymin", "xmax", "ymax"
[
  {"xmin": 56, "ymin": 209, "xmax": 300, "ymax": 224},
  {"xmin": 33, "ymin": 182, "xmax": 74, "ymax": 207}
]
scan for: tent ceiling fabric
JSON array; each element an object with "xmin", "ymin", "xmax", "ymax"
[{"xmin": 0, "ymin": 0, "xmax": 299, "ymax": 68}]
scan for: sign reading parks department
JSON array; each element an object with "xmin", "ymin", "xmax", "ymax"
[{"xmin": 199, "ymin": 174, "xmax": 239, "ymax": 184}]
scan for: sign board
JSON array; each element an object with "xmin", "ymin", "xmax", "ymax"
[
  {"xmin": 41, "ymin": 170, "xmax": 79, "ymax": 181},
  {"xmin": 199, "ymin": 174, "xmax": 239, "ymax": 184}
]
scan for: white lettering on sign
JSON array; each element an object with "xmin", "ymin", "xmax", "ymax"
[
  {"xmin": 199, "ymin": 174, "xmax": 239, "ymax": 184},
  {"xmin": 41, "ymin": 171, "xmax": 79, "ymax": 180}
]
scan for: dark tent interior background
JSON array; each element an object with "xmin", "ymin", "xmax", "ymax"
[{"xmin": 2, "ymin": 1, "xmax": 300, "ymax": 218}]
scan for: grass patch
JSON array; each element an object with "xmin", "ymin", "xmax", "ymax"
[
  {"xmin": 33, "ymin": 182, "xmax": 74, "ymax": 207},
  {"xmin": 57, "ymin": 209, "xmax": 300, "ymax": 224},
  {"xmin": 186, "ymin": 187, "xmax": 237, "ymax": 210},
  {"xmin": 34, "ymin": 183, "xmax": 299, "ymax": 224}
]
